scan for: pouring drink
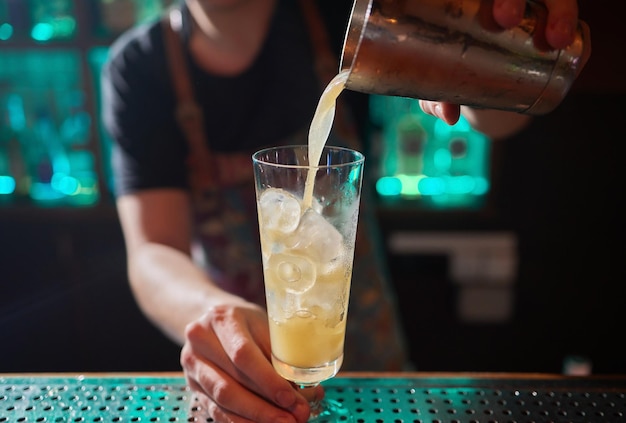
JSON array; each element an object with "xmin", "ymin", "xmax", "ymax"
[{"xmin": 252, "ymin": 67, "xmax": 361, "ymax": 422}]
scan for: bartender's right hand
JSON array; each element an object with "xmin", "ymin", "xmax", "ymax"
[{"xmin": 180, "ymin": 301, "xmax": 321, "ymax": 423}]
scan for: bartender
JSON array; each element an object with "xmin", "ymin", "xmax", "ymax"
[{"xmin": 101, "ymin": 1, "xmax": 589, "ymax": 423}]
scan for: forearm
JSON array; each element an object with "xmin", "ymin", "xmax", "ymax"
[{"xmin": 127, "ymin": 242, "xmax": 248, "ymax": 345}]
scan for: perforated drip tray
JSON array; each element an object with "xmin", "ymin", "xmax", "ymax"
[{"xmin": 1, "ymin": 374, "xmax": 625, "ymax": 423}]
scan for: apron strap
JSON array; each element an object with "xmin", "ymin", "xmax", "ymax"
[{"xmin": 162, "ymin": 8, "xmax": 218, "ymax": 189}]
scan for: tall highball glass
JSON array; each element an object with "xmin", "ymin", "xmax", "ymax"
[{"xmin": 252, "ymin": 145, "xmax": 364, "ymax": 422}]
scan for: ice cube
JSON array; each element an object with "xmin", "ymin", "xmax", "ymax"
[
  {"xmin": 285, "ymin": 208, "xmax": 345, "ymax": 265},
  {"xmin": 300, "ymin": 284, "xmax": 347, "ymax": 327},
  {"xmin": 266, "ymin": 252, "xmax": 316, "ymax": 294},
  {"xmin": 258, "ymin": 188, "xmax": 301, "ymax": 235},
  {"xmin": 265, "ymin": 289, "xmax": 299, "ymax": 322}
]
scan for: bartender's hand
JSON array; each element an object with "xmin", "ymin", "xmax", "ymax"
[
  {"xmin": 180, "ymin": 302, "xmax": 322, "ymax": 423},
  {"xmin": 419, "ymin": 0, "xmax": 581, "ymax": 126}
]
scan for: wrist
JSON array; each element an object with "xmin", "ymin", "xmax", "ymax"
[{"xmin": 460, "ymin": 106, "xmax": 533, "ymax": 140}]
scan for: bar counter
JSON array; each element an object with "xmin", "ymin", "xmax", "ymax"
[{"xmin": 2, "ymin": 372, "xmax": 625, "ymax": 422}]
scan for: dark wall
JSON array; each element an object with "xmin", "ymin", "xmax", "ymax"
[
  {"xmin": 0, "ymin": 214, "xmax": 181, "ymax": 372},
  {"xmin": 382, "ymin": 91, "xmax": 626, "ymax": 374},
  {"xmin": 493, "ymin": 92, "xmax": 625, "ymax": 374}
]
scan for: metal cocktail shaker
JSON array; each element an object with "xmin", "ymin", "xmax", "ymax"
[{"xmin": 340, "ymin": 0, "xmax": 590, "ymax": 115}]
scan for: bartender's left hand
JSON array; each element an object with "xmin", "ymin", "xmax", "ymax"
[{"xmin": 420, "ymin": 0, "xmax": 581, "ymax": 125}]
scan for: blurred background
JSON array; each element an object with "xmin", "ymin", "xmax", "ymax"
[{"xmin": 1, "ymin": 0, "xmax": 624, "ymax": 374}]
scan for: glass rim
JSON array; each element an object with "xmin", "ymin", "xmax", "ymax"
[{"xmin": 252, "ymin": 145, "xmax": 364, "ymax": 169}]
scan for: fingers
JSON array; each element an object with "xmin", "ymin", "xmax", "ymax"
[
  {"xmin": 180, "ymin": 305, "xmax": 312, "ymax": 422},
  {"xmin": 186, "ymin": 361, "xmax": 308, "ymax": 423},
  {"xmin": 207, "ymin": 306, "xmax": 312, "ymax": 417},
  {"xmin": 542, "ymin": 0, "xmax": 579, "ymax": 49},
  {"xmin": 419, "ymin": 100, "xmax": 461, "ymax": 125},
  {"xmin": 492, "ymin": 0, "xmax": 525, "ymax": 29},
  {"xmin": 493, "ymin": 0, "xmax": 579, "ymax": 49}
]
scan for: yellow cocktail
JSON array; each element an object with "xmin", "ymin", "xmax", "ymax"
[
  {"xmin": 264, "ymin": 241, "xmax": 351, "ymax": 384},
  {"xmin": 253, "ymin": 146, "xmax": 363, "ymax": 390}
]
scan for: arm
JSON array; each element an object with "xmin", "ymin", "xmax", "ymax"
[
  {"xmin": 104, "ymin": 17, "xmax": 316, "ymax": 422},
  {"xmin": 116, "ymin": 188, "xmax": 315, "ymax": 423},
  {"xmin": 116, "ymin": 188, "xmax": 244, "ymax": 344}
]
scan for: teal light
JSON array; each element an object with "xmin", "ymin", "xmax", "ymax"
[
  {"xmin": 371, "ymin": 95, "xmax": 491, "ymax": 209},
  {"xmin": 415, "ymin": 175, "xmax": 490, "ymax": 197},
  {"xmin": 434, "ymin": 116, "xmax": 471, "ymax": 139},
  {"xmin": 31, "ymin": 16, "xmax": 76, "ymax": 41},
  {"xmin": 349, "ymin": 166, "xmax": 362, "ymax": 186},
  {"xmin": 376, "ymin": 176, "xmax": 402, "ymax": 196},
  {"xmin": 0, "ymin": 175, "xmax": 16, "ymax": 194},
  {"xmin": 453, "ymin": 116, "xmax": 471, "ymax": 132},
  {"xmin": 433, "ymin": 119, "xmax": 451, "ymax": 140},
  {"xmin": 7, "ymin": 94, "xmax": 26, "ymax": 131},
  {"xmin": 88, "ymin": 47, "xmax": 114, "ymax": 196},
  {"xmin": 30, "ymin": 182, "xmax": 65, "ymax": 201},
  {"xmin": 0, "ymin": 23, "xmax": 13, "ymax": 41},
  {"xmin": 417, "ymin": 176, "xmax": 445, "ymax": 196},
  {"xmin": 447, "ymin": 175, "xmax": 475, "ymax": 194},
  {"xmin": 433, "ymin": 147, "xmax": 452, "ymax": 171},
  {"xmin": 51, "ymin": 173, "xmax": 79, "ymax": 195},
  {"xmin": 31, "ymin": 22, "xmax": 54, "ymax": 41},
  {"xmin": 439, "ymin": 115, "xmax": 471, "ymax": 133},
  {"xmin": 472, "ymin": 177, "xmax": 490, "ymax": 195}
]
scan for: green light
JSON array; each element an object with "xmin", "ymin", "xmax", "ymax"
[
  {"xmin": 71, "ymin": 175, "xmax": 99, "ymax": 206},
  {"xmin": 31, "ymin": 22, "xmax": 54, "ymax": 41},
  {"xmin": 0, "ymin": 175, "xmax": 16, "ymax": 194},
  {"xmin": 0, "ymin": 23, "xmax": 13, "ymax": 41},
  {"xmin": 53, "ymin": 17, "xmax": 77, "ymax": 38},
  {"xmin": 376, "ymin": 176, "xmax": 402, "ymax": 196},
  {"xmin": 397, "ymin": 174, "xmax": 425, "ymax": 197}
]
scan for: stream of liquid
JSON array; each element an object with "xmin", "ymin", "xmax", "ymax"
[{"xmin": 302, "ymin": 70, "xmax": 350, "ymax": 209}]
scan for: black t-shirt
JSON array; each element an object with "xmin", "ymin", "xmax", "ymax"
[{"xmin": 102, "ymin": 0, "xmax": 358, "ymax": 197}]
